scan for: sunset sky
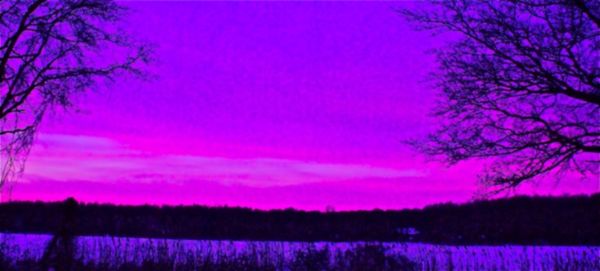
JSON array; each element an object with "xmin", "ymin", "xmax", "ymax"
[{"xmin": 8, "ymin": 1, "xmax": 598, "ymax": 210}]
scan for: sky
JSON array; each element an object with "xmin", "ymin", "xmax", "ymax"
[{"xmin": 5, "ymin": 1, "xmax": 599, "ymax": 210}]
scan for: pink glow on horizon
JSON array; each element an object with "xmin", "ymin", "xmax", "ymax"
[
  {"xmin": 8, "ymin": 132, "xmax": 596, "ymax": 210},
  {"xmin": 4, "ymin": 1, "xmax": 598, "ymax": 210}
]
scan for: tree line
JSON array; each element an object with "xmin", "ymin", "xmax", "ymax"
[{"xmin": 0, "ymin": 194, "xmax": 598, "ymax": 245}]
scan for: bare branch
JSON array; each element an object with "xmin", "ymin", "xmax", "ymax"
[
  {"xmin": 0, "ymin": 0, "xmax": 150, "ymax": 189},
  {"xmin": 402, "ymin": 0, "xmax": 600, "ymax": 191}
]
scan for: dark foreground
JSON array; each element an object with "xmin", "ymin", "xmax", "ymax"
[
  {"xmin": 1, "ymin": 234, "xmax": 599, "ymax": 271},
  {"xmin": 1, "ymin": 194, "xmax": 599, "ymax": 245},
  {"xmin": 1, "ymin": 242, "xmax": 418, "ymax": 271}
]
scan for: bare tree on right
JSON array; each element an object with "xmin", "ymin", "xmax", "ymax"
[{"xmin": 403, "ymin": 0, "xmax": 599, "ymax": 192}]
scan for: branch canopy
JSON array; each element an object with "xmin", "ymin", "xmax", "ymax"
[{"xmin": 403, "ymin": 0, "xmax": 600, "ymax": 190}]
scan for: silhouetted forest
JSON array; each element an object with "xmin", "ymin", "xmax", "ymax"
[{"xmin": 0, "ymin": 194, "xmax": 598, "ymax": 245}]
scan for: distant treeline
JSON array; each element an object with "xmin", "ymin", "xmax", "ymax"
[{"xmin": 0, "ymin": 194, "xmax": 598, "ymax": 245}]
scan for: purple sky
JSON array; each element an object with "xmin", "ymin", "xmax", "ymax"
[{"xmin": 7, "ymin": 1, "xmax": 598, "ymax": 210}]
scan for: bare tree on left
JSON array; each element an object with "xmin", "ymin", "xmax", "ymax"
[{"xmin": 0, "ymin": 0, "xmax": 150, "ymax": 189}]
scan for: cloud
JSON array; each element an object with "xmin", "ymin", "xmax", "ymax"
[
  {"xmin": 24, "ymin": 133, "xmax": 426, "ymax": 187},
  {"xmin": 35, "ymin": 133, "xmax": 120, "ymax": 153}
]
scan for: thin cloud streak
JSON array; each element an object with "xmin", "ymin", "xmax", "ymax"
[{"xmin": 25, "ymin": 133, "xmax": 426, "ymax": 187}]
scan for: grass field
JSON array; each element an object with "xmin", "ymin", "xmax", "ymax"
[{"xmin": 1, "ymin": 233, "xmax": 599, "ymax": 270}]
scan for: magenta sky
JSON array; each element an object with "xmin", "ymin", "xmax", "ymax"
[{"xmin": 6, "ymin": 1, "xmax": 598, "ymax": 210}]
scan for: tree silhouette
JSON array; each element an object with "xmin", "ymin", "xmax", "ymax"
[
  {"xmin": 0, "ymin": 0, "xmax": 150, "ymax": 188},
  {"xmin": 403, "ymin": 0, "xmax": 599, "ymax": 191}
]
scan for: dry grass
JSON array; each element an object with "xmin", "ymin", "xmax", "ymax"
[{"xmin": 0, "ymin": 235, "xmax": 598, "ymax": 271}]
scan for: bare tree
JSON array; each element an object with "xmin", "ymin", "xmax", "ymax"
[
  {"xmin": 402, "ymin": 0, "xmax": 599, "ymax": 192},
  {"xmin": 0, "ymin": 0, "xmax": 150, "ymax": 189}
]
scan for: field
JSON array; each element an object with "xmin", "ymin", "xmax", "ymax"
[{"xmin": 1, "ymin": 233, "xmax": 599, "ymax": 270}]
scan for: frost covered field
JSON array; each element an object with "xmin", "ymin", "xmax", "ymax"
[{"xmin": 1, "ymin": 233, "xmax": 599, "ymax": 270}]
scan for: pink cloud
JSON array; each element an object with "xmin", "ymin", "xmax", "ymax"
[{"xmin": 24, "ymin": 133, "xmax": 426, "ymax": 187}]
